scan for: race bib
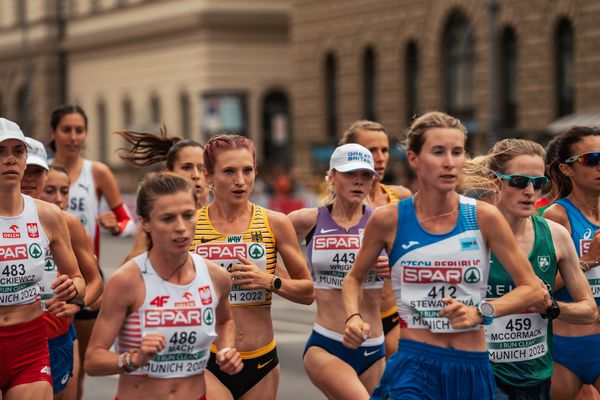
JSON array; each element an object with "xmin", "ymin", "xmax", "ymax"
[
  {"xmin": 311, "ymin": 234, "xmax": 381, "ymax": 289},
  {"xmin": 195, "ymin": 236, "xmax": 268, "ymax": 305},
  {"xmin": 486, "ymin": 312, "xmax": 548, "ymax": 363}
]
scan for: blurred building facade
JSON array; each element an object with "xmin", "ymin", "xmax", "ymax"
[
  {"xmin": 291, "ymin": 0, "xmax": 600, "ymax": 171},
  {"xmin": 0, "ymin": 0, "xmax": 293, "ymax": 188}
]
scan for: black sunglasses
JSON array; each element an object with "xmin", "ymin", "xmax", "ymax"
[
  {"xmin": 495, "ymin": 173, "xmax": 548, "ymax": 190},
  {"xmin": 564, "ymin": 152, "xmax": 600, "ymax": 167}
]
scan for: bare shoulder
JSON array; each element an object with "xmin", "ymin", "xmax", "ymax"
[
  {"xmin": 543, "ymin": 203, "xmax": 569, "ymax": 227},
  {"xmin": 545, "ymin": 217, "xmax": 571, "ymax": 245},
  {"xmin": 107, "ymin": 260, "xmax": 143, "ymax": 293},
  {"xmin": 475, "ymin": 199, "xmax": 502, "ymax": 223},
  {"xmin": 33, "ymin": 198, "xmax": 64, "ymax": 231},
  {"xmin": 264, "ymin": 207, "xmax": 295, "ymax": 232},
  {"xmin": 371, "ymin": 202, "xmax": 399, "ymax": 228},
  {"xmin": 387, "ymin": 184, "xmax": 412, "ymax": 200},
  {"xmin": 91, "ymin": 160, "xmax": 112, "ymax": 178},
  {"xmin": 287, "ymin": 207, "xmax": 318, "ymax": 235},
  {"xmin": 63, "ymin": 211, "xmax": 82, "ymax": 228}
]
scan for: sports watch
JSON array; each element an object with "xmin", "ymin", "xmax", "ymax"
[
  {"xmin": 476, "ymin": 301, "xmax": 495, "ymax": 325},
  {"xmin": 271, "ymin": 276, "xmax": 282, "ymax": 291}
]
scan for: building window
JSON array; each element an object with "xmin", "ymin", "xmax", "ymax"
[
  {"xmin": 405, "ymin": 41, "xmax": 419, "ymax": 125},
  {"xmin": 442, "ymin": 11, "xmax": 475, "ymax": 127},
  {"xmin": 363, "ymin": 46, "xmax": 377, "ymax": 121},
  {"xmin": 498, "ymin": 27, "xmax": 517, "ymax": 130},
  {"xmin": 122, "ymin": 97, "xmax": 133, "ymax": 128},
  {"xmin": 262, "ymin": 90, "xmax": 290, "ymax": 167},
  {"xmin": 324, "ymin": 52, "xmax": 338, "ymax": 140},
  {"xmin": 97, "ymin": 100, "xmax": 107, "ymax": 163},
  {"xmin": 555, "ymin": 18, "xmax": 574, "ymax": 118},
  {"xmin": 150, "ymin": 95, "xmax": 161, "ymax": 126},
  {"xmin": 180, "ymin": 92, "xmax": 191, "ymax": 139}
]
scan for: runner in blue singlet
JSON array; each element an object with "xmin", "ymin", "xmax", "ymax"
[
  {"xmin": 543, "ymin": 126, "xmax": 600, "ymax": 399},
  {"xmin": 342, "ymin": 111, "xmax": 545, "ymax": 400}
]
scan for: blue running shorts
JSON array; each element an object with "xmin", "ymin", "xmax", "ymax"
[
  {"xmin": 48, "ymin": 329, "xmax": 75, "ymax": 394},
  {"xmin": 552, "ymin": 333, "xmax": 600, "ymax": 385},
  {"xmin": 371, "ymin": 339, "xmax": 495, "ymax": 400}
]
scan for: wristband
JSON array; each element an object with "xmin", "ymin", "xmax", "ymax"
[
  {"xmin": 345, "ymin": 313, "xmax": 362, "ymax": 325},
  {"xmin": 216, "ymin": 347, "xmax": 232, "ymax": 366}
]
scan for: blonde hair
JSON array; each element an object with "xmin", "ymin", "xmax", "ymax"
[
  {"xmin": 339, "ymin": 120, "xmax": 387, "ymax": 145},
  {"xmin": 459, "ymin": 139, "xmax": 546, "ymax": 201},
  {"xmin": 403, "ymin": 111, "xmax": 467, "ymax": 154}
]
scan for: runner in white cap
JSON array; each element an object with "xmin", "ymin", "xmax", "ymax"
[
  {"xmin": 289, "ymin": 143, "xmax": 386, "ymax": 399},
  {"xmin": 21, "ymin": 137, "xmax": 103, "ymax": 400},
  {"xmin": 339, "ymin": 121, "xmax": 412, "ymax": 358},
  {"xmin": 0, "ymin": 118, "xmax": 84, "ymax": 400}
]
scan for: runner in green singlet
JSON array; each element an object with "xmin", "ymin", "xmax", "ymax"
[{"xmin": 467, "ymin": 139, "xmax": 596, "ymax": 400}]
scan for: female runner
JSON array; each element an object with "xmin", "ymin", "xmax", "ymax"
[
  {"xmin": 339, "ymin": 120, "xmax": 411, "ymax": 357},
  {"xmin": 471, "ymin": 138, "xmax": 596, "ymax": 399},
  {"xmin": 289, "ymin": 143, "xmax": 385, "ymax": 399},
  {"xmin": 49, "ymin": 104, "xmax": 134, "ymax": 398},
  {"xmin": 21, "ymin": 138, "xmax": 103, "ymax": 399},
  {"xmin": 192, "ymin": 134, "xmax": 314, "ymax": 400},
  {"xmin": 0, "ymin": 118, "xmax": 85, "ymax": 400},
  {"xmin": 114, "ymin": 125, "xmax": 209, "ymax": 259},
  {"xmin": 85, "ymin": 173, "xmax": 242, "ymax": 400},
  {"xmin": 543, "ymin": 127, "xmax": 600, "ymax": 399},
  {"xmin": 342, "ymin": 111, "xmax": 545, "ymax": 399}
]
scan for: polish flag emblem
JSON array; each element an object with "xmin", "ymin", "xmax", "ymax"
[
  {"xmin": 199, "ymin": 286, "xmax": 212, "ymax": 305},
  {"xmin": 27, "ymin": 223, "xmax": 39, "ymax": 238}
]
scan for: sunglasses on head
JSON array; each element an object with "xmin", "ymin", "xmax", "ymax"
[
  {"xmin": 495, "ymin": 173, "xmax": 549, "ymax": 190},
  {"xmin": 564, "ymin": 152, "xmax": 600, "ymax": 167}
]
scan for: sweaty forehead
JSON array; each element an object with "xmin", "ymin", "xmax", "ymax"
[
  {"xmin": 356, "ymin": 129, "xmax": 388, "ymax": 147},
  {"xmin": 422, "ymin": 128, "xmax": 465, "ymax": 148},
  {"xmin": 570, "ymin": 135, "xmax": 600, "ymax": 154}
]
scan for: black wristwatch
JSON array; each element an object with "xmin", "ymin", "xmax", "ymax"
[
  {"xmin": 69, "ymin": 298, "xmax": 86, "ymax": 312},
  {"xmin": 271, "ymin": 277, "xmax": 282, "ymax": 291}
]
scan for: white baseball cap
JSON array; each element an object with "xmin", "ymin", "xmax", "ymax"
[
  {"xmin": 0, "ymin": 118, "xmax": 31, "ymax": 149},
  {"xmin": 25, "ymin": 137, "xmax": 49, "ymax": 170},
  {"xmin": 329, "ymin": 143, "xmax": 378, "ymax": 176}
]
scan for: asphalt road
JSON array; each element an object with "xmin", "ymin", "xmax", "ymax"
[{"xmin": 81, "ymin": 233, "xmax": 324, "ymax": 400}]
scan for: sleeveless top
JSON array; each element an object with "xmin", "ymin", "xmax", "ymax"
[
  {"xmin": 66, "ymin": 159, "xmax": 99, "ymax": 254},
  {"xmin": 389, "ymin": 195, "xmax": 490, "ymax": 333},
  {"xmin": 486, "ymin": 214, "xmax": 557, "ymax": 387},
  {"xmin": 0, "ymin": 195, "xmax": 49, "ymax": 307},
  {"xmin": 40, "ymin": 242, "xmax": 71, "ymax": 338},
  {"xmin": 115, "ymin": 253, "xmax": 218, "ymax": 379},
  {"xmin": 553, "ymin": 198, "xmax": 600, "ymax": 305},
  {"xmin": 306, "ymin": 205, "xmax": 383, "ymax": 290},
  {"xmin": 381, "ymin": 184, "xmax": 401, "ymax": 204},
  {"xmin": 191, "ymin": 204, "xmax": 276, "ymax": 307}
]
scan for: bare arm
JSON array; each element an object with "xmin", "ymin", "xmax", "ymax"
[
  {"xmin": 85, "ymin": 263, "xmax": 163, "ymax": 376},
  {"xmin": 93, "ymin": 161, "xmax": 123, "ymax": 210},
  {"xmin": 287, "ymin": 207, "xmax": 318, "ymax": 243},
  {"xmin": 38, "ymin": 200, "xmax": 85, "ymax": 302},
  {"xmin": 267, "ymin": 211, "xmax": 314, "ymax": 304},
  {"xmin": 550, "ymin": 220, "xmax": 597, "ymax": 324},
  {"xmin": 207, "ymin": 261, "xmax": 243, "ymax": 375},
  {"xmin": 479, "ymin": 202, "xmax": 546, "ymax": 318},
  {"xmin": 67, "ymin": 213, "xmax": 103, "ymax": 307},
  {"xmin": 343, "ymin": 205, "xmax": 397, "ymax": 348},
  {"xmin": 85, "ymin": 264, "xmax": 138, "ymax": 375}
]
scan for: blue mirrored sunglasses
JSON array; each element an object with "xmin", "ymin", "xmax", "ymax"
[{"xmin": 495, "ymin": 173, "xmax": 548, "ymax": 190}]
